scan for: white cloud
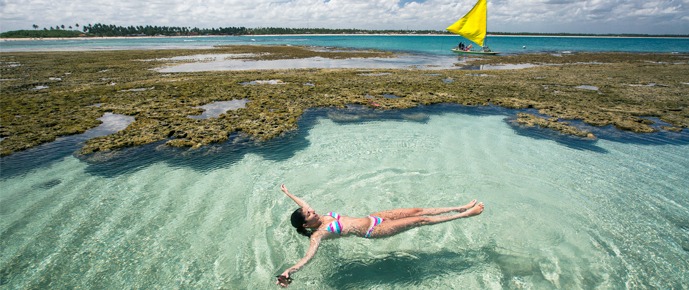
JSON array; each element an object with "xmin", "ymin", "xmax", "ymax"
[{"xmin": 1, "ymin": 0, "xmax": 687, "ymax": 34}]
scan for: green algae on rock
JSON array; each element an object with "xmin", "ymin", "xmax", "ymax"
[{"xmin": 1, "ymin": 47, "xmax": 688, "ymax": 156}]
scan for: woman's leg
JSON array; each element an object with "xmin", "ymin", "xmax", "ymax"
[
  {"xmin": 368, "ymin": 203, "xmax": 484, "ymax": 238},
  {"xmin": 371, "ymin": 199, "xmax": 477, "ymax": 220}
]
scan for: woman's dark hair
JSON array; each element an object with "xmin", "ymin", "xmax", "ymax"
[{"xmin": 291, "ymin": 208, "xmax": 312, "ymax": 237}]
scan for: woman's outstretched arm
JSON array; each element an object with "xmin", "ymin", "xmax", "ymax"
[
  {"xmin": 280, "ymin": 184, "xmax": 311, "ymax": 209},
  {"xmin": 277, "ymin": 233, "xmax": 323, "ymax": 287}
]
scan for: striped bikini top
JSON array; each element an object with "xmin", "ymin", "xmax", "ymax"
[{"xmin": 325, "ymin": 212, "xmax": 343, "ymax": 234}]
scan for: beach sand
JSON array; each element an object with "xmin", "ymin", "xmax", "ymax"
[{"xmin": 1, "ymin": 45, "xmax": 687, "ymax": 156}]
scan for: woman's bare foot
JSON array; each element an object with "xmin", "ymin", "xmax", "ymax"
[
  {"xmin": 462, "ymin": 202, "xmax": 484, "ymax": 217},
  {"xmin": 457, "ymin": 199, "xmax": 478, "ymax": 213}
]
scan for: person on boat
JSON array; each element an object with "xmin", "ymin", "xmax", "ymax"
[
  {"xmin": 458, "ymin": 42, "xmax": 465, "ymax": 50},
  {"xmin": 465, "ymin": 44, "xmax": 473, "ymax": 51},
  {"xmin": 275, "ymin": 184, "xmax": 485, "ymax": 287}
]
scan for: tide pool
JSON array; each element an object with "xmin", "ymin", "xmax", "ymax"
[{"xmin": 1, "ymin": 105, "xmax": 687, "ymax": 289}]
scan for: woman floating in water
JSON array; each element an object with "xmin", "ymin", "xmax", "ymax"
[{"xmin": 275, "ymin": 184, "xmax": 484, "ymax": 287}]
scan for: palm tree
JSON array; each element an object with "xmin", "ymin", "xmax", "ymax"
[{"xmin": 32, "ymin": 24, "xmax": 39, "ymax": 30}]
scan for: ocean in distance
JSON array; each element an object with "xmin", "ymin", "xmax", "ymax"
[
  {"xmin": 1, "ymin": 36, "xmax": 688, "ymax": 289},
  {"xmin": 2, "ymin": 34, "xmax": 689, "ymax": 54}
]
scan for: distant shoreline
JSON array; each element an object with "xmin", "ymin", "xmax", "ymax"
[{"xmin": 3, "ymin": 34, "xmax": 688, "ymax": 42}]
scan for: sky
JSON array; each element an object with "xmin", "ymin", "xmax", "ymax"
[{"xmin": 1, "ymin": 0, "xmax": 688, "ymax": 35}]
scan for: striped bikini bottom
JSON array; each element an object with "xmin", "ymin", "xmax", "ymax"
[{"xmin": 364, "ymin": 216, "xmax": 384, "ymax": 238}]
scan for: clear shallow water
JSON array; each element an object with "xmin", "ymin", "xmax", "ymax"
[
  {"xmin": 157, "ymin": 54, "xmax": 463, "ymax": 72},
  {"xmin": 1, "ymin": 105, "xmax": 688, "ymax": 289},
  {"xmin": 187, "ymin": 99, "xmax": 249, "ymax": 120}
]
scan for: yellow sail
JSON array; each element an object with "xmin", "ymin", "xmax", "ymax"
[{"xmin": 446, "ymin": 0, "xmax": 487, "ymax": 47}]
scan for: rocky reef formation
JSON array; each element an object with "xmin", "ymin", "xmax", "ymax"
[{"xmin": 1, "ymin": 46, "xmax": 687, "ymax": 156}]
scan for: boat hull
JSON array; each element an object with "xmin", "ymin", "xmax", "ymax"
[{"xmin": 451, "ymin": 48, "xmax": 499, "ymax": 55}]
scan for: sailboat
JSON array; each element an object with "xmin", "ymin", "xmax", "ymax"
[{"xmin": 447, "ymin": 0, "xmax": 499, "ymax": 55}]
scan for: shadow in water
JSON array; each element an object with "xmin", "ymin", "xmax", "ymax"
[
  {"xmin": 324, "ymin": 250, "xmax": 481, "ymax": 288},
  {"xmin": 505, "ymin": 117, "xmax": 609, "ymax": 154},
  {"xmin": 0, "ymin": 113, "xmax": 134, "ymax": 179},
  {"xmin": 588, "ymin": 123, "xmax": 689, "ymax": 146},
  {"xmin": 80, "ymin": 127, "xmax": 314, "ymax": 178},
  {"xmin": 325, "ymin": 242, "xmax": 609, "ymax": 289},
  {"xmin": 0, "ymin": 134, "xmax": 92, "ymax": 179},
  {"xmin": 505, "ymin": 110, "xmax": 689, "ymax": 153}
]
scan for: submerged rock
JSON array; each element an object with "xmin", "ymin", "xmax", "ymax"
[{"xmin": 516, "ymin": 113, "xmax": 595, "ymax": 139}]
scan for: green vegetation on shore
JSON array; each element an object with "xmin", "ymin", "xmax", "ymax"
[
  {"xmin": 0, "ymin": 29, "xmax": 84, "ymax": 38},
  {"xmin": 0, "ymin": 23, "xmax": 441, "ymax": 38},
  {"xmin": 2, "ymin": 23, "xmax": 688, "ymax": 38},
  {"xmin": 1, "ymin": 46, "xmax": 688, "ymax": 157}
]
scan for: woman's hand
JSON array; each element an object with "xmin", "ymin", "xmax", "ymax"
[
  {"xmin": 281, "ymin": 184, "xmax": 289, "ymax": 194},
  {"xmin": 275, "ymin": 272, "xmax": 292, "ymax": 287}
]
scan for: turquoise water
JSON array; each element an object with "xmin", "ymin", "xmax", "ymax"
[
  {"xmin": 1, "ymin": 105, "xmax": 688, "ymax": 288},
  {"xmin": 2, "ymin": 36, "xmax": 689, "ymax": 288},
  {"xmin": 2, "ymin": 35, "xmax": 689, "ymax": 54}
]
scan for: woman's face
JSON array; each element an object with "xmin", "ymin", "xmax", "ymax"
[{"xmin": 302, "ymin": 207, "xmax": 319, "ymax": 226}]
